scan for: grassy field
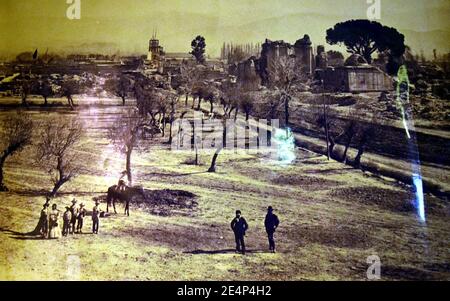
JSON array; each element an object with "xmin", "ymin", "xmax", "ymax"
[{"xmin": 0, "ymin": 97, "xmax": 449, "ymax": 280}]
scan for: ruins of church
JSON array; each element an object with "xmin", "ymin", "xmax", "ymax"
[{"xmin": 232, "ymin": 34, "xmax": 393, "ymax": 93}]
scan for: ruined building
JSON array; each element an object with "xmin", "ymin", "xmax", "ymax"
[
  {"xmin": 233, "ymin": 35, "xmax": 393, "ymax": 93},
  {"xmin": 317, "ymin": 54, "xmax": 393, "ymax": 92},
  {"xmin": 293, "ymin": 35, "xmax": 315, "ymax": 74},
  {"xmin": 235, "ymin": 56, "xmax": 261, "ymax": 90},
  {"xmin": 315, "ymin": 45, "xmax": 328, "ymax": 70}
]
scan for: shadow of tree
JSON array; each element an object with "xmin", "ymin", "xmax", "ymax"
[
  {"xmin": 184, "ymin": 249, "xmax": 267, "ymax": 255},
  {"xmin": 13, "ymin": 189, "xmax": 104, "ymax": 197}
]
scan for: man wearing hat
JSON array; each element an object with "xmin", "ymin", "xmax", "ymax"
[
  {"xmin": 92, "ymin": 200, "xmax": 101, "ymax": 234},
  {"xmin": 69, "ymin": 199, "xmax": 78, "ymax": 234},
  {"xmin": 62, "ymin": 206, "xmax": 72, "ymax": 236},
  {"xmin": 264, "ymin": 206, "xmax": 280, "ymax": 253},
  {"xmin": 76, "ymin": 203, "xmax": 86, "ymax": 233},
  {"xmin": 230, "ymin": 210, "xmax": 249, "ymax": 255}
]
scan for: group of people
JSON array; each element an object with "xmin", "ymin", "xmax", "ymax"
[
  {"xmin": 35, "ymin": 198, "xmax": 102, "ymax": 239},
  {"xmin": 33, "ymin": 194, "xmax": 280, "ymax": 254},
  {"xmin": 230, "ymin": 206, "xmax": 280, "ymax": 254}
]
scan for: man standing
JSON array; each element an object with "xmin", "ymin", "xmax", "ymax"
[
  {"xmin": 62, "ymin": 206, "xmax": 72, "ymax": 237},
  {"xmin": 92, "ymin": 200, "xmax": 101, "ymax": 234},
  {"xmin": 264, "ymin": 206, "xmax": 280, "ymax": 253},
  {"xmin": 69, "ymin": 199, "xmax": 78, "ymax": 234},
  {"xmin": 76, "ymin": 203, "xmax": 86, "ymax": 233},
  {"xmin": 230, "ymin": 210, "xmax": 248, "ymax": 255}
]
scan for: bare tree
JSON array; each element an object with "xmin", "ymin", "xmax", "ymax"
[
  {"xmin": 105, "ymin": 76, "xmax": 131, "ymax": 106},
  {"xmin": 61, "ymin": 79, "xmax": 78, "ymax": 110},
  {"xmin": 204, "ymin": 86, "xmax": 221, "ymax": 114},
  {"xmin": 267, "ymin": 56, "xmax": 303, "ymax": 128},
  {"xmin": 167, "ymin": 90, "xmax": 180, "ymax": 145},
  {"xmin": 179, "ymin": 64, "xmax": 197, "ymax": 106},
  {"xmin": 239, "ymin": 92, "xmax": 255, "ymax": 121},
  {"xmin": 220, "ymin": 82, "xmax": 239, "ymax": 119},
  {"xmin": 207, "ymin": 116, "xmax": 227, "ymax": 173},
  {"xmin": 37, "ymin": 80, "xmax": 53, "ymax": 106},
  {"xmin": 20, "ymin": 80, "xmax": 31, "ymax": 107},
  {"xmin": 0, "ymin": 113, "xmax": 33, "ymax": 191},
  {"xmin": 108, "ymin": 109, "xmax": 156, "ymax": 185},
  {"xmin": 35, "ymin": 117, "xmax": 84, "ymax": 197}
]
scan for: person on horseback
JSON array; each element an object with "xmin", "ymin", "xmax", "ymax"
[{"xmin": 117, "ymin": 179, "xmax": 127, "ymax": 192}]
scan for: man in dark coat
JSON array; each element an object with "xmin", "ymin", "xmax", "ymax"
[
  {"xmin": 76, "ymin": 203, "xmax": 86, "ymax": 233},
  {"xmin": 230, "ymin": 210, "xmax": 248, "ymax": 255},
  {"xmin": 264, "ymin": 206, "xmax": 280, "ymax": 253},
  {"xmin": 69, "ymin": 199, "xmax": 78, "ymax": 234},
  {"xmin": 92, "ymin": 200, "xmax": 101, "ymax": 234},
  {"xmin": 62, "ymin": 206, "xmax": 72, "ymax": 236}
]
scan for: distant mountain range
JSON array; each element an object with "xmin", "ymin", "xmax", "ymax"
[{"xmin": 2, "ymin": 12, "xmax": 448, "ymax": 59}]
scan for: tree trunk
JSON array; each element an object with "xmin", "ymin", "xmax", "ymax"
[
  {"xmin": 210, "ymin": 101, "xmax": 214, "ymax": 114},
  {"xmin": 185, "ymin": 94, "xmax": 189, "ymax": 106},
  {"xmin": 342, "ymin": 136, "xmax": 353, "ymax": 164},
  {"xmin": 68, "ymin": 96, "xmax": 74, "ymax": 110},
  {"xmin": 354, "ymin": 145, "xmax": 364, "ymax": 168},
  {"xmin": 126, "ymin": 149, "xmax": 132, "ymax": 185},
  {"xmin": 121, "ymin": 96, "xmax": 126, "ymax": 106},
  {"xmin": 43, "ymin": 96, "xmax": 48, "ymax": 106},
  {"xmin": 234, "ymin": 108, "xmax": 238, "ymax": 121},
  {"xmin": 21, "ymin": 94, "xmax": 28, "ymax": 107},
  {"xmin": 0, "ymin": 155, "xmax": 7, "ymax": 191},
  {"xmin": 194, "ymin": 140, "xmax": 199, "ymax": 165},
  {"xmin": 329, "ymin": 135, "xmax": 336, "ymax": 157},
  {"xmin": 50, "ymin": 179, "xmax": 66, "ymax": 197},
  {"xmin": 363, "ymin": 49, "xmax": 373, "ymax": 64},
  {"xmin": 197, "ymin": 98, "xmax": 202, "ymax": 111},
  {"xmin": 323, "ymin": 100, "xmax": 330, "ymax": 160},
  {"xmin": 284, "ymin": 96, "xmax": 290, "ymax": 128},
  {"xmin": 168, "ymin": 120, "xmax": 173, "ymax": 144},
  {"xmin": 245, "ymin": 111, "xmax": 250, "ymax": 121},
  {"xmin": 208, "ymin": 145, "xmax": 223, "ymax": 172},
  {"xmin": 161, "ymin": 112, "xmax": 166, "ymax": 137}
]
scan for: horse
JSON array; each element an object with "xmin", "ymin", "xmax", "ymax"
[{"xmin": 106, "ymin": 185, "xmax": 145, "ymax": 216}]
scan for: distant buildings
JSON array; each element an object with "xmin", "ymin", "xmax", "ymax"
[{"xmin": 317, "ymin": 54, "xmax": 393, "ymax": 92}]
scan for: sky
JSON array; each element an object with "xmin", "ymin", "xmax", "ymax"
[{"xmin": 0, "ymin": 0, "xmax": 449, "ymax": 58}]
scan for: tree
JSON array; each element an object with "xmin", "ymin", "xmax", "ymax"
[
  {"xmin": 191, "ymin": 82, "xmax": 208, "ymax": 110},
  {"xmin": 220, "ymin": 82, "xmax": 239, "ymax": 119},
  {"xmin": 204, "ymin": 86, "xmax": 221, "ymax": 114},
  {"xmin": 20, "ymin": 80, "xmax": 31, "ymax": 107},
  {"xmin": 190, "ymin": 35, "xmax": 206, "ymax": 64},
  {"xmin": 267, "ymin": 56, "xmax": 302, "ymax": 128},
  {"xmin": 0, "ymin": 113, "xmax": 33, "ymax": 191},
  {"xmin": 326, "ymin": 19, "xmax": 406, "ymax": 64},
  {"xmin": 105, "ymin": 76, "xmax": 131, "ymax": 106},
  {"xmin": 239, "ymin": 93, "xmax": 255, "ymax": 121},
  {"xmin": 167, "ymin": 91, "xmax": 180, "ymax": 145},
  {"xmin": 179, "ymin": 63, "xmax": 197, "ymax": 106},
  {"xmin": 60, "ymin": 79, "xmax": 78, "ymax": 110},
  {"xmin": 35, "ymin": 117, "xmax": 84, "ymax": 197},
  {"xmin": 37, "ymin": 80, "xmax": 53, "ymax": 106},
  {"xmin": 340, "ymin": 120, "xmax": 357, "ymax": 164},
  {"xmin": 207, "ymin": 116, "xmax": 227, "ymax": 173},
  {"xmin": 108, "ymin": 109, "xmax": 155, "ymax": 185}
]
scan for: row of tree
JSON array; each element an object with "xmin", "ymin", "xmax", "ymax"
[{"xmin": 0, "ymin": 113, "xmax": 84, "ymax": 197}]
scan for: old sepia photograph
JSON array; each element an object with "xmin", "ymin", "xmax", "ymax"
[{"xmin": 0, "ymin": 0, "xmax": 449, "ymax": 287}]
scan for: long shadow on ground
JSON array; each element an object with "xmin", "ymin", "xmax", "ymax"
[{"xmin": 184, "ymin": 249, "xmax": 269, "ymax": 255}]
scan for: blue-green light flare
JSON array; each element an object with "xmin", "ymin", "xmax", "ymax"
[
  {"xmin": 273, "ymin": 128, "xmax": 296, "ymax": 164},
  {"xmin": 397, "ymin": 65, "xmax": 426, "ymax": 223}
]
